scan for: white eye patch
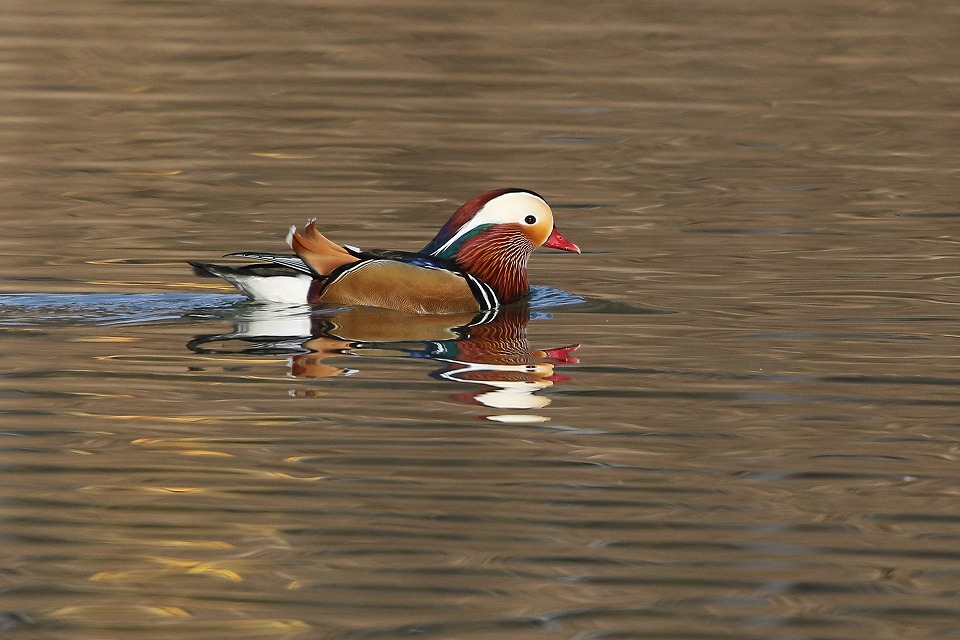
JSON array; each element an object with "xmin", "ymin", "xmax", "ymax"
[{"xmin": 432, "ymin": 192, "xmax": 552, "ymax": 256}]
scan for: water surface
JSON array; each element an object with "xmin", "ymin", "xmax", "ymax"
[{"xmin": 2, "ymin": 1, "xmax": 960, "ymax": 638}]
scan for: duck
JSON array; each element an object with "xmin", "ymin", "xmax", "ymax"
[{"xmin": 191, "ymin": 188, "xmax": 580, "ymax": 314}]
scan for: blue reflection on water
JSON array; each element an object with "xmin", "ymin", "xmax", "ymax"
[
  {"xmin": 0, "ymin": 286, "xmax": 587, "ymax": 327},
  {"xmin": 0, "ymin": 293, "xmax": 243, "ymax": 326}
]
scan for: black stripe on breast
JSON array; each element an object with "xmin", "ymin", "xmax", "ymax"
[{"xmin": 464, "ymin": 273, "xmax": 499, "ymax": 311}]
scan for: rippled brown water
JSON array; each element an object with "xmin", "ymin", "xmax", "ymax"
[{"xmin": 2, "ymin": 1, "xmax": 960, "ymax": 638}]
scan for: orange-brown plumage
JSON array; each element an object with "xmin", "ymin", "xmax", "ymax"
[
  {"xmin": 289, "ymin": 220, "xmax": 358, "ymax": 276},
  {"xmin": 451, "ymin": 224, "xmax": 534, "ymax": 305},
  {"xmin": 313, "ymin": 260, "xmax": 482, "ymax": 314}
]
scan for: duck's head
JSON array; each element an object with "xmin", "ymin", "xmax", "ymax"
[
  {"xmin": 423, "ymin": 188, "xmax": 579, "ymax": 258},
  {"xmin": 422, "ymin": 188, "xmax": 580, "ymax": 304}
]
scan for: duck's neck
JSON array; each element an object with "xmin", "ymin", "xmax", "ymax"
[{"xmin": 452, "ymin": 228, "xmax": 533, "ymax": 305}]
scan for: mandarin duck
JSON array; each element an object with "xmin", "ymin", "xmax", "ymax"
[{"xmin": 191, "ymin": 188, "xmax": 579, "ymax": 314}]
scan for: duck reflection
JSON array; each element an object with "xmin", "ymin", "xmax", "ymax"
[{"xmin": 188, "ymin": 302, "xmax": 579, "ymax": 414}]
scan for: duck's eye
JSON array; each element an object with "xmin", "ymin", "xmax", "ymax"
[{"xmin": 524, "ymin": 215, "xmax": 537, "ymax": 225}]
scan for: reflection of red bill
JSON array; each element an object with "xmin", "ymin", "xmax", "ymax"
[{"xmin": 541, "ymin": 344, "xmax": 580, "ymax": 364}]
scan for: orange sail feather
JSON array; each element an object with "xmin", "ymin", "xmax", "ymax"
[{"xmin": 288, "ymin": 221, "xmax": 358, "ymax": 276}]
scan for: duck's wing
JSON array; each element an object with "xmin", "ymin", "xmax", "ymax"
[
  {"xmin": 361, "ymin": 249, "xmax": 459, "ymax": 270},
  {"xmin": 317, "ymin": 258, "xmax": 493, "ymax": 314},
  {"xmin": 223, "ymin": 252, "xmax": 314, "ymax": 275}
]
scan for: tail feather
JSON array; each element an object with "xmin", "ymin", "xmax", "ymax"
[
  {"xmin": 188, "ymin": 261, "xmax": 312, "ymax": 303},
  {"xmin": 288, "ymin": 221, "xmax": 359, "ymax": 276}
]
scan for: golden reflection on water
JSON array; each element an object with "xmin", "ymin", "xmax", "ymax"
[{"xmin": 2, "ymin": 0, "xmax": 960, "ymax": 638}]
